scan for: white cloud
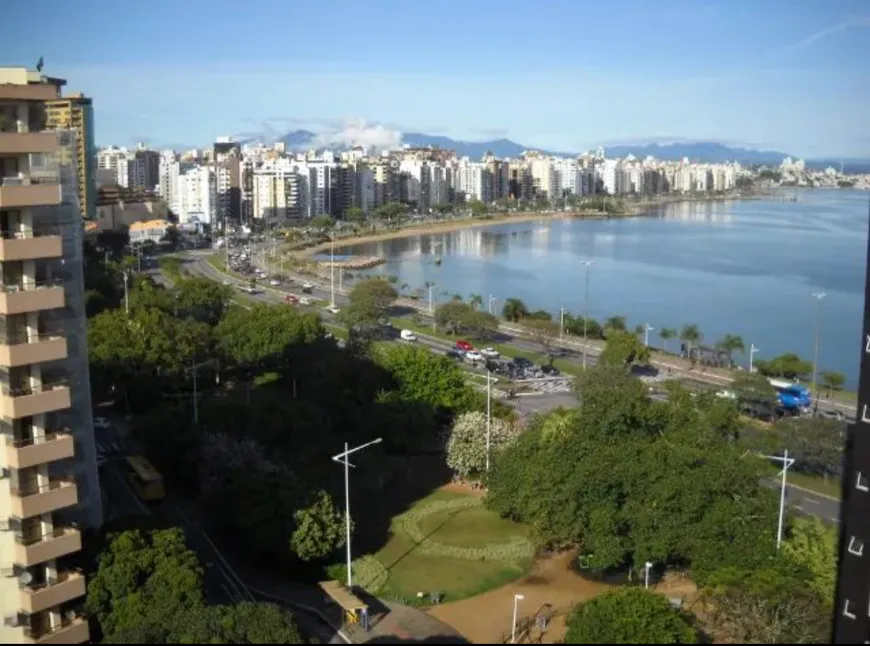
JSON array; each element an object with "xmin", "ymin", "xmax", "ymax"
[
  {"xmin": 779, "ymin": 13, "xmax": 870, "ymax": 54},
  {"xmin": 312, "ymin": 119, "xmax": 403, "ymax": 150}
]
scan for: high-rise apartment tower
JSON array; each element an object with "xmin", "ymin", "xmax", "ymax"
[{"xmin": 0, "ymin": 66, "xmax": 102, "ymax": 645}]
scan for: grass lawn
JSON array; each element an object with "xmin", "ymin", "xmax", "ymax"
[
  {"xmin": 373, "ymin": 491, "xmax": 533, "ymax": 605},
  {"xmin": 787, "ymin": 471, "xmax": 842, "ymax": 499}
]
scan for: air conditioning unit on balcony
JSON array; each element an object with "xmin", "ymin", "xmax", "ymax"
[{"xmin": 3, "ymin": 614, "xmax": 21, "ymax": 628}]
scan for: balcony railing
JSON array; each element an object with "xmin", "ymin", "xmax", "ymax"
[
  {"xmin": 15, "ymin": 526, "xmax": 82, "ymax": 567},
  {"xmin": 20, "ymin": 570, "xmax": 87, "ymax": 614},
  {"xmin": 5, "ymin": 429, "xmax": 74, "ymax": 469},
  {"xmin": 0, "ymin": 131, "xmax": 60, "ymax": 155},
  {"xmin": 0, "ymin": 177, "xmax": 62, "ymax": 209},
  {"xmin": 0, "ymin": 280, "xmax": 65, "ymax": 315},
  {"xmin": 9, "ymin": 477, "xmax": 78, "ymax": 518},
  {"xmin": 23, "ymin": 615, "xmax": 89, "ymax": 645},
  {"xmin": 0, "ymin": 334, "xmax": 68, "ymax": 367},
  {"xmin": 0, "ymin": 380, "xmax": 71, "ymax": 419}
]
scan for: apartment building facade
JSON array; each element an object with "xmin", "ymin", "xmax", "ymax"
[
  {"xmin": 43, "ymin": 95, "xmax": 95, "ymax": 221},
  {"xmin": 0, "ymin": 67, "xmax": 101, "ymax": 645}
]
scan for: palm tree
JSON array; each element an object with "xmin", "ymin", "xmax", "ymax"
[
  {"xmin": 605, "ymin": 316, "xmax": 627, "ymax": 332},
  {"xmin": 451, "ymin": 293, "xmax": 463, "ymax": 302},
  {"xmin": 717, "ymin": 334, "xmax": 746, "ymax": 367},
  {"xmin": 658, "ymin": 327, "xmax": 676, "ymax": 352},
  {"xmin": 502, "ymin": 297, "xmax": 529, "ymax": 322},
  {"xmin": 468, "ymin": 293, "xmax": 484, "ymax": 310},
  {"xmin": 680, "ymin": 324, "xmax": 702, "ymax": 361}
]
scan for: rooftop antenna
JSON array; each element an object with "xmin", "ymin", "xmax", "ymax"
[{"xmin": 35, "ymin": 56, "xmax": 44, "ymax": 73}]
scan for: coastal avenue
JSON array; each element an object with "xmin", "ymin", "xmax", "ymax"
[
  {"xmin": 342, "ymin": 190, "xmax": 870, "ymax": 390},
  {"xmin": 179, "ymin": 251, "xmax": 846, "ymax": 526}
]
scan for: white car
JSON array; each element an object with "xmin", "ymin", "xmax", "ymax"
[
  {"xmin": 465, "ymin": 350, "xmax": 483, "ymax": 362},
  {"xmin": 93, "ymin": 416, "xmax": 111, "ymax": 430},
  {"xmin": 222, "ymin": 280, "xmax": 231, "ymax": 286},
  {"xmin": 302, "ymin": 282, "xmax": 314, "ymax": 290},
  {"xmin": 480, "ymin": 347, "xmax": 500, "ymax": 359},
  {"xmin": 400, "ymin": 329, "xmax": 417, "ymax": 342},
  {"xmin": 299, "ymin": 297, "xmax": 312, "ymax": 306},
  {"xmin": 269, "ymin": 279, "xmax": 281, "ymax": 286},
  {"xmin": 325, "ymin": 305, "xmax": 341, "ymax": 314}
]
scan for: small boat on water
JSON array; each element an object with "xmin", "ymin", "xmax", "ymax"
[{"xmin": 434, "ymin": 257, "xmax": 442, "ymax": 266}]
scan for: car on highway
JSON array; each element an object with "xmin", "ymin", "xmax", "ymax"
[
  {"xmin": 299, "ymin": 297, "xmax": 312, "ymax": 306},
  {"xmin": 400, "ymin": 329, "xmax": 417, "ymax": 342},
  {"xmin": 480, "ymin": 347, "xmax": 500, "ymax": 359},
  {"xmin": 285, "ymin": 294, "xmax": 299, "ymax": 305},
  {"xmin": 325, "ymin": 305, "xmax": 341, "ymax": 314},
  {"xmin": 302, "ymin": 282, "xmax": 314, "ymax": 290},
  {"xmin": 464, "ymin": 350, "xmax": 483, "ymax": 363},
  {"xmin": 93, "ymin": 416, "xmax": 112, "ymax": 430},
  {"xmin": 269, "ymin": 279, "xmax": 281, "ymax": 286},
  {"xmin": 456, "ymin": 340, "xmax": 474, "ymax": 352},
  {"xmin": 302, "ymin": 286, "xmax": 314, "ymax": 294},
  {"xmin": 446, "ymin": 348, "xmax": 464, "ymax": 360}
]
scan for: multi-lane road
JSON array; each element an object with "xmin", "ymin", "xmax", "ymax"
[{"xmin": 179, "ymin": 251, "xmax": 848, "ymax": 524}]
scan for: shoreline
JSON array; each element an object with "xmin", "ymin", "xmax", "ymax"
[{"xmin": 292, "ymin": 192, "xmax": 764, "ymax": 259}]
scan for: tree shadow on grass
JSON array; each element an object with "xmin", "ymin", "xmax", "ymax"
[{"xmin": 380, "ymin": 507, "xmax": 468, "ymax": 572}]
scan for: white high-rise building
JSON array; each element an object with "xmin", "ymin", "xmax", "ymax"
[
  {"xmin": 178, "ymin": 166, "xmax": 215, "ymax": 223},
  {"xmin": 252, "ymin": 159, "xmax": 303, "ymax": 221},
  {"xmin": 457, "ymin": 161, "xmax": 492, "ymax": 203},
  {"xmin": 553, "ymin": 158, "xmax": 581, "ymax": 196},
  {"xmin": 158, "ymin": 151, "xmax": 180, "ymax": 213},
  {"xmin": 96, "ymin": 145, "xmax": 131, "ymax": 187},
  {"xmin": 529, "ymin": 158, "xmax": 556, "ymax": 199}
]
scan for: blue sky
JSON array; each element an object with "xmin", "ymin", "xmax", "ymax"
[{"xmin": 4, "ymin": 0, "xmax": 870, "ymax": 157}]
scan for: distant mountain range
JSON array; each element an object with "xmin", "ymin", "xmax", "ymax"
[{"xmin": 277, "ymin": 129, "xmax": 869, "ymax": 170}]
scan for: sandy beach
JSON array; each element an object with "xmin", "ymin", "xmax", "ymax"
[{"xmin": 291, "ymin": 193, "xmax": 761, "ymax": 259}]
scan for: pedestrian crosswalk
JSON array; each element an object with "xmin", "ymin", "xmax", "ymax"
[
  {"xmin": 522, "ymin": 378, "xmax": 574, "ymax": 394},
  {"xmin": 96, "ymin": 440, "xmax": 123, "ymax": 466}
]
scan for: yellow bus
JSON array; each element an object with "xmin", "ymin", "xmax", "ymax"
[{"xmin": 124, "ymin": 456, "xmax": 166, "ymax": 502}]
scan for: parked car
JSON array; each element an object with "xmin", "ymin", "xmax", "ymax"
[
  {"xmin": 456, "ymin": 340, "xmax": 474, "ymax": 352},
  {"xmin": 269, "ymin": 279, "xmax": 281, "ymax": 286},
  {"xmin": 299, "ymin": 297, "xmax": 312, "ymax": 306},
  {"xmin": 541, "ymin": 365, "xmax": 561, "ymax": 376},
  {"xmin": 513, "ymin": 357, "xmax": 534, "ymax": 369},
  {"xmin": 325, "ymin": 305, "xmax": 341, "ymax": 314},
  {"xmin": 446, "ymin": 349, "xmax": 464, "ymax": 360},
  {"xmin": 400, "ymin": 329, "xmax": 417, "ymax": 342},
  {"xmin": 302, "ymin": 286, "xmax": 314, "ymax": 295},
  {"xmin": 285, "ymin": 294, "xmax": 298, "ymax": 304},
  {"xmin": 480, "ymin": 347, "xmax": 500, "ymax": 359},
  {"xmin": 465, "ymin": 350, "xmax": 483, "ymax": 363}
]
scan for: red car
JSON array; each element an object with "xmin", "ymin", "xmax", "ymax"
[
  {"xmin": 456, "ymin": 340, "xmax": 474, "ymax": 352},
  {"xmin": 285, "ymin": 294, "xmax": 299, "ymax": 305}
]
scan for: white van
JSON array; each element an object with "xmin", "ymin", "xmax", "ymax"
[{"xmin": 400, "ymin": 329, "xmax": 417, "ymax": 342}]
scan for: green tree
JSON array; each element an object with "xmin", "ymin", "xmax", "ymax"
[
  {"xmin": 599, "ymin": 329, "xmax": 651, "ymax": 368},
  {"xmin": 819, "ymin": 370, "xmax": 846, "ymax": 397},
  {"xmin": 160, "ymin": 225, "xmax": 182, "ymax": 250},
  {"xmin": 679, "ymin": 324, "xmax": 702, "ymax": 359},
  {"xmin": 343, "ymin": 206, "xmax": 366, "ymax": 223},
  {"xmin": 215, "ymin": 305, "xmax": 324, "ymax": 368},
  {"xmin": 658, "ymin": 327, "xmax": 677, "ymax": 352},
  {"xmin": 310, "ymin": 214, "xmax": 335, "ymax": 229},
  {"xmin": 468, "ymin": 199, "xmax": 488, "ymax": 217},
  {"xmin": 523, "ymin": 318, "xmax": 560, "ymax": 361},
  {"xmin": 702, "ymin": 566, "xmax": 829, "ymax": 644},
  {"xmin": 341, "ymin": 278, "xmax": 398, "ymax": 330},
  {"xmin": 86, "ymin": 528, "xmax": 205, "ymax": 638},
  {"xmin": 564, "ymin": 313, "xmax": 602, "ymax": 339},
  {"xmin": 730, "ymin": 372, "xmax": 778, "ymax": 409},
  {"xmin": 291, "ymin": 490, "xmax": 348, "ymax": 562},
  {"xmin": 446, "ymin": 411, "xmax": 520, "ymax": 479},
  {"xmin": 502, "ymin": 297, "xmax": 529, "ymax": 322},
  {"xmin": 565, "ymin": 587, "xmax": 698, "ymax": 644},
  {"xmin": 755, "ymin": 352, "xmax": 813, "ymax": 380},
  {"xmin": 717, "ymin": 333, "xmax": 746, "ymax": 365},
  {"xmin": 743, "ymin": 416, "xmax": 845, "ymax": 478},
  {"xmin": 468, "ymin": 293, "xmax": 484, "ymax": 310},
  {"xmin": 110, "ymin": 602, "xmax": 303, "ymax": 644},
  {"xmin": 604, "ymin": 315, "xmax": 627, "ymax": 333},
  {"xmin": 435, "ymin": 301, "xmax": 499, "ymax": 340},
  {"xmin": 783, "ymin": 517, "xmax": 837, "ymax": 604},
  {"xmin": 174, "ymin": 277, "xmax": 233, "ymax": 325}
]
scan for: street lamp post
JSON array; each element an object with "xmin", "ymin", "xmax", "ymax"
[
  {"xmin": 765, "ymin": 450, "xmax": 795, "ymax": 550},
  {"xmin": 489, "ymin": 295, "xmax": 497, "ymax": 316},
  {"xmin": 581, "ymin": 261, "xmax": 593, "ymax": 369},
  {"xmin": 511, "ymin": 594, "xmax": 525, "ymax": 644},
  {"xmin": 644, "ymin": 561, "xmax": 653, "ymax": 589},
  {"xmin": 643, "ymin": 323, "xmax": 655, "ymax": 348},
  {"xmin": 185, "ymin": 359, "xmax": 216, "ymax": 425},
  {"xmin": 749, "ymin": 343, "xmax": 760, "ymax": 373},
  {"xmin": 121, "ymin": 270, "xmax": 130, "ymax": 315},
  {"xmin": 332, "ymin": 438, "xmax": 383, "ymax": 590},
  {"xmin": 811, "ymin": 292, "xmax": 826, "ymax": 412},
  {"xmin": 560, "ymin": 308, "xmax": 566, "ymax": 341}
]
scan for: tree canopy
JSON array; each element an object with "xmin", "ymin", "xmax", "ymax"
[
  {"xmin": 215, "ymin": 305, "xmax": 325, "ymax": 368},
  {"xmin": 341, "ymin": 278, "xmax": 398, "ymax": 331},
  {"xmin": 755, "ymin": 352, "xmax": 813, "ymax": 380},
  {"xmin": 86, "ymin": 528, "xmax": 205, "ymax": 638},
  {"xmin": 502, "ymin": 297, "xmax": 529, "ymax": 322},
  {"xmin": 445, "ymin": 411, "xmax": 520, "ymax": 479},
  {"xmin": 435, "ymin": 301, "xmax": 499, "ymax": 340},
  {"xmin": 599, "ymin": 329, "xmax": 651, "ymax": 367},
  {"xmin": 564, "ymin": 587, "xmax": 698, "ymax": 644}
]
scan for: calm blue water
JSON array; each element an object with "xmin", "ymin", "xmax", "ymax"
[{"xmin": 339, "ymin": 190, "xmax": 870, "ymax": 389}]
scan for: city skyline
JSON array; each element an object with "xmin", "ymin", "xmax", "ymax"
[{"xmin": 4, "ymin": 0, "xmax": 870, "ymax": 157}]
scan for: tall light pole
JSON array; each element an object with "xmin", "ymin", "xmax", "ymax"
[
  {"xmin": 643, "ymin": 323, "xmax": 655, "ymax": 348},
  {"xmin": 488, "ymin": 294, "xmax": 497, "ymax": 316},
  {"xmin": 185, "ymin": 359, "xmax": 216, "ymax": 425},
  {"xmin": 810, "ymin": 292, "xmax": 826, "ymax": 411},
  {"xmin": 332, "ymin": 438, "xmax": 383, "ymax": 590},
  {"xmin": 765, "ymin": 450, "xmax": 795, "ymax": 550},
  {"xmin": 560, "ymin": 308, "xmax": 566, "ymax": 341},
  {"xmin": 511, "ymin": 594, "xmax": 525, "ymax": 644},
  {"xmin": 644, "ymin": 561, "xmax": 653, "ymax": 589},
  {"xmin": 581, "ymin": 260, "xmax": 593, "ymax": 369},
  {"xmin": 749, "ymin": 343, "xmax": 760, "ymax": 373},
  {"xmin": 330, "ymin": 236, "xmax": 336, "ymax": 307},
  {"xmin": 121, "ymin": 270, "xmax": 130, "ymax": 315}
]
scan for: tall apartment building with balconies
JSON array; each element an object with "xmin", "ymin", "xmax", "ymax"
[{"xmin": 0, "ymin": 67, "xmax": 102, "ymax": 645}]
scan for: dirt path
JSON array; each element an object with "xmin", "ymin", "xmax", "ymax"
[{"xmin": 427, "ymin": 551, "xmax": 610, "ymax": 644}]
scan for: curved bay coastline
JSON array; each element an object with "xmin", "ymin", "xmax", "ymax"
[{"xmin": 290, "ymin": 190, "xmax": 869, "ymax": 390}]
